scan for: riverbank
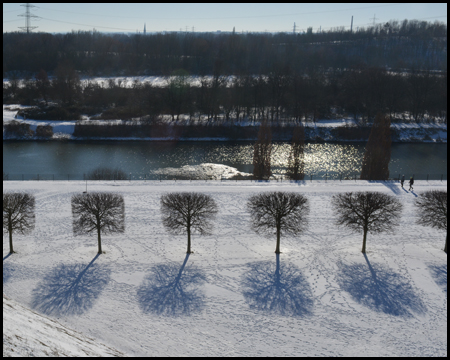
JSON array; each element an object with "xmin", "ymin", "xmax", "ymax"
[{"xmin": 3, "ymin": 105, "xmax": 447, "ymax": 143}]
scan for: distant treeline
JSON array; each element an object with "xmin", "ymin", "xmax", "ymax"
[
  {"xmin": 3, "ymin": 19, "xmax": 447, "ymax": 77},
  {"xmin": 5, "ymin": 66, "xmax": 447, "ymax": 124}
]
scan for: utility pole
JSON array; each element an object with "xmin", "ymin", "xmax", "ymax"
[
  {"xmin": 293, "ymin": 22, "xmax": 296, "ymax": 34},
  {"xmin": 350, "ymin": 15, "xmax": 353, "ymax": 33},
  {"xmin": 18, "ymin": 3, "xmax": 39, "ymax": 33}
]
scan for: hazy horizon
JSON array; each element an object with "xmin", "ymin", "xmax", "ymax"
[{"xmin": 3, "ymin": 3, "xmax": 447, "ymax": 34}]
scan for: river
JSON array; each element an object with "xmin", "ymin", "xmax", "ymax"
[{"xmin": 2, "ymin": 141, "xmax": 447, "ymax": 180}]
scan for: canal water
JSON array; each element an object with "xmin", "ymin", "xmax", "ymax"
[{"xmin": 2, "ymin": 141, "xmax": 447, "ymax": 180}]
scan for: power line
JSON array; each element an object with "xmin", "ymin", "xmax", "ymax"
[
  {"xmin": 3, "ymin": 19, "xmax": 23, "ymax": 23},
  {"xmin": 34, "ymin": 3, "xmax": 404, "ymax": 21},
  {"xmin": 39, "ymin": 16, "xmax": 137, "ymax": 32}
]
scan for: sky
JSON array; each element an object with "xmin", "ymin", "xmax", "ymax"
[{"xmin": 2, "ymin": 3, "xmax": 447, "ymax": 34}]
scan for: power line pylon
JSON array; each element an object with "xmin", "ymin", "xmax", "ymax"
[
  {"xmin": 18, "ymin": 3, "xmax": 39, "ymax": 33},
  {"xmin": 369, "ymin": 14, "xmax": 378, "ymax": 27}
]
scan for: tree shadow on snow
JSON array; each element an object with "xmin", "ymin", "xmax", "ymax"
[
  {"xmin": 136, "ymin": 254, "xmax": 206, "ymax": 316},
  {"xmin": 3, "ymin": 262, "xmax": 14, "ymax": 284},
  {"xmin": 337, "ymin": 254, "xmax": 426, "ymax": 317},
  {"xmin": 31, "ymin": 254, "xmax": 111, "ymax": 316},
  {"xmin": 241, "ymin": 254, "xmax": 313, "ymax": 316},
  {"xmin": 427, "ymin": 263, "xmax": 447, "ymax": 295},
  {"xmin": 368, "ymin": 180, "xmax": 402, "ymax": 195}
]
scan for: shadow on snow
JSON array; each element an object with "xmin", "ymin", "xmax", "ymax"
[
  {"xmin": 3, "ymin": 261, "xmax": 15, "ymax": 284},
  {"xmin": 31, "ymin": 254, "xmax": 111, "ymax": 316},
  {"xmin": 136, "ymin": 254, "xmax": 206, "ymax": 316},
  {"xmin": 337, "ymin": 254, "xmax": 426, "ymax": 317},
  {"xmin": 427, "ymin": 263, "xmax": 447, "ymax": 294},
  {"xmin": 374, "ymin": 180, "xmax": 403, "ymax": 196},
  {"xmin": 241, "ymin": 254, "xmax": 313, "ymax": 316}
]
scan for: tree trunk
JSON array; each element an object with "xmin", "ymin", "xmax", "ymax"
[
  {"xmin": 9, "ymin": 226, "xmax": 14, "ymax": 254},
  {"xmin": 444, "ymin": 234, "xmax": 447, "ymax": 254},
  {"xmin": 275, "ymin": 253, "xmax": 280, "ymax": 282},
  {"xmin": 275, "ymin": 225, "xmax": 281, "ymax": 254},
  {"xmin": 187, "ymin": 225, "xmax": 192, "ymax": 253},
  {"xmin": 97, "ymin": 226, "xmax": 102, "ymax": 254},
  {"xmin": 362, "ymin": 228, "xmax": 368, "ymax": 253}
]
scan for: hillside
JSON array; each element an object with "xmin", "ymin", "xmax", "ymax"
[{"xmin": 3, "ymin": 293, "xmax": 124, "ymax": 357}]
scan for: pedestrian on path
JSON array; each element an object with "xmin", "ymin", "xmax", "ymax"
[
  {"xmin": 409, "ymin": 176, "xmax": 414, "ymax": 191},
  {"xmin": 401, "ymin": 174, "xmax": 405, "ymax": 188}
]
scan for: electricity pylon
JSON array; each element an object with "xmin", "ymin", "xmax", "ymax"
[{"xmin": 18, "ymin": 3, "xmax": 39, "ymax": 33}]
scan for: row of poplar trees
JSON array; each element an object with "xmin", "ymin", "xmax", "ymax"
[{"xmin": 252, "ymin": 112, "xmax": 391, "ymax": 181}]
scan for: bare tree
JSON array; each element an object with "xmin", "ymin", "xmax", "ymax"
[
  {"xmin": 247, "ymin": 192, "xmax": 309, "ymax": 254},
  {"xmin": 286, "ymin": 124, "xmax": 305, "ymax": 180},
  {"xmin": 71, "ymin": 192, "xmax": 125, "ymax": 254},
  {"xmin": 331, "ymin": 191, "xmax": 402, "ymax": 253},
  {"xmin": 360, "ymin": 112, "xmax": 391, "ymax": 180},
  {"xmin": 415, "ymin": 190, "xmax": 447, "ymax": 253},
  {"xmin": 160, "ymin": 192, "xmax": 218, "ymax": 254},
  {"xmin": 253, "ymin": 120, "xmax": 272, "ymax": 180},
  {"xmin": 3, "ymin": 192, "xmax": 35, "ymax": 254}
]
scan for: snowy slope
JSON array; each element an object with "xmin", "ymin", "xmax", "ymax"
[
  {"xmin": 3, "ymin": 293, "xmax": 124, "ymax": 357},
  {"xmin": 3, "ymin": 180, "xmax": 447, "ymax": 356}
]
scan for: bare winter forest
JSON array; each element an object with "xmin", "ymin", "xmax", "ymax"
[{"xmin": 3, "ymin": 19, "xmax": 447, "ymax": 129}]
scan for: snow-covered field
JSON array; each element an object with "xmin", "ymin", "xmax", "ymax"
[{"xmin": 3, "ymin": 180, "xmax": 447, "ymax": 356}]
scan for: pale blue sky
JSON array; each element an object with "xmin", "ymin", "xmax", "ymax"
[{"xmin": 3, "ymin": 3, "xmax": 447, "ymax": 34}]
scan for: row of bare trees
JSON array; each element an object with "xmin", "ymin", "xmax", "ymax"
[
  {"xmin": 4, "ymin": 190, "xmax": 447, "ymax": 255},
  {"xmin": 4, "ymin": 67, "xmax": 447, "ymax": 125}
]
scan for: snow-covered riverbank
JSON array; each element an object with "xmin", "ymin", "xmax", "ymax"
[
  {"xmin": 3, "ymin": 105, "xmax": 447, "ymax": 142},
  {"xmin": 3, "ymin": 180, "xmax": 447, "ymax": 356}
]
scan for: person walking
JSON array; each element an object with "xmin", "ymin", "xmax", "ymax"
[
  {"xmin": 400, "ymin": 174, "xmax": 405, "ymax": 188},
  {"xmin": 409, "ymin": 176, "xmax": 414, "ymax": 191}
]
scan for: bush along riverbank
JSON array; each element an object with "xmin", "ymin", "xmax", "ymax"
[{"xmin": 2, "ymin": 116, "xmax": 447, "ymax": 143}]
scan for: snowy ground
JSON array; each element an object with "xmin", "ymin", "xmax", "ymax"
[{"xmin": 3, "ymin": 180, "xmax": 447, "ymax": 356}]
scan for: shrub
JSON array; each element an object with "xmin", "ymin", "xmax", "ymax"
[
  {"xmin": 4, "ymin": 120, "xmax": 34, "ymax": 138},
  {"xmin": 86, "ymin": 167, "xmax": 128, "ymax": 180},
  {"xmin": 35, "ymin": 124, "xmax": 53, "ymax": 138}
]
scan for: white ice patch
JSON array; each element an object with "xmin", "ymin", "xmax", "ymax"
[{"xmin": 153, "ymin": 163, "xmax": 251, "ymax": 180}]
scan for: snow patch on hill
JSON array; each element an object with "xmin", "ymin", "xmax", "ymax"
[{"xmin": 3, "ymin": 293, "xmax": 124, "ymax": 357}]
